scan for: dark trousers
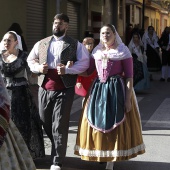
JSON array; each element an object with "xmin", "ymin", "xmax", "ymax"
[
  {"xmin": 162, "ymin": 50, "xmax": 170, "ymax": 66},
  {"xmin": 38, "ymin": 86, "xmax": 75, "ymax": 165}
]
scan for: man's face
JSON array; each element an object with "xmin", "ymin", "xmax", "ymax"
[{"xmin": 52, "ymin": 19, "xmax": 68, "ymax": 37}]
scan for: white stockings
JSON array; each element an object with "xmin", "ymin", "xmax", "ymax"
[{"xmin": 105, "ymin": 162, "xmax": 114, "ymax": 170}]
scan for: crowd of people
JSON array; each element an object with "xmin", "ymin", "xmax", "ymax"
[
  {"xmin": 0, "ymin": 13, "xmax": 167, "ymax": 170},
  {"xmin": 126, "ymin": 24, "xmax": 170, "ymax": 85}
]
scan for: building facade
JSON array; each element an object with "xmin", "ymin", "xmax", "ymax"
[
  {"xmin": 0, "ymin": 0, "xmax": 127, "ymax": 51},
  {"xmin": 0, "ymin": 0, "xmax": 89, "ymax": 52},
  {"xmin": 0, "ymin": 0, "xmax": 169, "ymax": 52},
  {"xmin": 126, "ymin": 0, "xmax": 170, "ymax": 37}
]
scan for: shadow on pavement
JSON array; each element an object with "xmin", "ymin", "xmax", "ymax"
[{"xmin": 35, "ymin": 156, "xmax": 170, "ymax": 170}]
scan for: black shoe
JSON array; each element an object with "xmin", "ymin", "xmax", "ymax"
[
  {"xmin": 99, "ymin": 162, "xmax": 106, "ymax": 164},
  {"xmin": 160, "ymin": 78, "xmax": 165, "ymax": 82},
  {"xmin": 167, "ymin": 78, "xmax": 170, "ymax": 82}
]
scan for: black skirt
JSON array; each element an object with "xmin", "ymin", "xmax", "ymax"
[{"xmin": 10, "ymin": 85, "xmax": 45, "ymax": 159}]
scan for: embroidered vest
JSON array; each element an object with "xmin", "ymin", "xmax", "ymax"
[
  {"xmin": 95, "ymin": 59, "xmax": 114, "ymax": 83},
  {"xmin": 38, "ymin": 35, "xmax": 78, "ymax": 88}
]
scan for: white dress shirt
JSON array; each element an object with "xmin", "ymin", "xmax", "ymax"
[{"xmin": 27, "ymin": 35, "xmax": 89, "ymax": 74}]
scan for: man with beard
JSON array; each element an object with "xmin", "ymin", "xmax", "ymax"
[{"xmin": 27, "ymin": 13, "xmax": 89, "ymax": 170}]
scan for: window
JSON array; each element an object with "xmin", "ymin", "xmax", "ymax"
[
  {"xmin": 131, "ymin": 5, "xmax": 135, "ymax": 22},
  {"xmin": 119, "ymin": 0, "xmax": 123, "ymax": 19}
]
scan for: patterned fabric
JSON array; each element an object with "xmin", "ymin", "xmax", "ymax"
[
  {"xmin": 142, "ymin": 30, "xmax": 159, "ymax": 50},
  {"xmin": 1, "ymin": 51, "xmax": 27, "ymax": 77},
  {"xmin": 128, "ymin": 38, "xmax": 150, "ymax": 90},
  {"xmin": 0, "ymin": 72, "xmax": 10, "ymax": 148},
  {"xmin": 0, "ymin": 105, "xmax": 9, "ymax": 148},
  {"xmin": 0, "ymin": 50, "xmax": 45, "ymax": 159},
  {"xmin": 132, "ymin": 53, "xmax": 144, "ymax": 86},
  {"xmin": 93, "ymin": 43, "xmax": 132, "ymax": 61},
  {"xmin": 0, "ymin": 119, "xmax": 36, "ymax": 170},
  {"xmin": 0, "ymin": 71, "xmax": 10, "ymax": 108},
  {"xmin": 0, "ymin": 50, "xmax": 28, "ymax": 89},
  {"xmin": 38, "ymin": 35, "xmax": 78, "ymax": 88},
  {"xmin": 10, "ymin": 85, "xmax": 45, "ymax": 159}
]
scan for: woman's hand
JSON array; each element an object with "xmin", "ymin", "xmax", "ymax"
[
  {"xmin": 125, "ymin": 78, "xmax": 133, "ymax": 113},
  {"xmin": 76, "ymin": 82, "xmax": 83, "ymax": 89},
  {"xmin": 125, "ymin": 99, "xmax": 132, "ymax": 113}
]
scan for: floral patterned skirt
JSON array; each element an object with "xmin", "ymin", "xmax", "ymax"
[{"xmin": 0, "ymin": 120, "xmax": 36, "ymax": 170}]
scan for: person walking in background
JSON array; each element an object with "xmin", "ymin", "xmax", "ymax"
[
  {"xmin": 128, "ymin": 32, "xmax": 150, "ymax": 91},
  {"xmin": 125, "ymin": 23, "xmax": 133, "ymax": 45},
  {"xmin": 142, "ymin": 26, "xmax": 161, "ymax": 80},
  {"xmin": 7, "ymin": 22, "xmax": 28, "ymax": 52},
  {"xmin": 75, "ymin": 37, "xmax": 97, "ymax": 98},
  {"xmin": 0, "ymin": 71, "xmax": 36, "ymax": 170},
  {"xmin": 158, "ymin": 26, "xmax": 170, "ymax": 82},
  {"xmin": 74, "ymin": 24, "xmax": 145, "ymax": 170},
  {"xmin": 27, "ymin": 13, "xmax": 89, "ymax": 170},
  {"xmin": 7, "ymin": 22, "xmax": 38, "ymax": 107},
  {"xmin": 0, "ymin": 31, "xmax": 45, "ymax": 159}
]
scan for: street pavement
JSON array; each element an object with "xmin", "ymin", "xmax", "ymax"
[{"xmin": 35, "ymin": 71, "xmax": 170, "ymax": 170}]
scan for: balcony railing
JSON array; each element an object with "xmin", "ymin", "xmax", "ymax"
[{"xmin": 150, "ymin": 0, "xmax": 170, "ymax": 10}]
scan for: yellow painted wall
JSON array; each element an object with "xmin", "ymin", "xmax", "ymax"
[
  {"xmin": 155, "ymin": 11, "xmax": 160, "ymax": 36},
  {"xmin": 145, "ymin": 8, "xmax": 156, "ymax": 26}
]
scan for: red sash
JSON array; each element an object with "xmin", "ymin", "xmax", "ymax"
[{"xmin": 42, "ymin": 69, "xmax": 65, "ymax": 91}]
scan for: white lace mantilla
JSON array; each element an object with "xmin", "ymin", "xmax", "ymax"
[
  {"xmin": 92, "ymin": 43, "xmax": 132, "ymax": 61},
  {"xmin": 74, "ymin": 143, "xmax": 145, "ymax": 157}
]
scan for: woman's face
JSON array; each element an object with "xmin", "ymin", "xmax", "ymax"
[
  {"xmin": 100, "ymin": 26, "xmax": 115, "ymax": 45},
  {"xmin": 83, "ymin": 39, "xmax": 94, "ymax": 53},
  {"xmin": 133, "ymin": 35, "xmax": 139, "ymax": 43},
  {"xmin": 148, "ymin": 27, "xmax": 154, "ymax": 35},
  {"xmin": 2, "ymin": 33, "xmax": 18, "ymax": 51}
]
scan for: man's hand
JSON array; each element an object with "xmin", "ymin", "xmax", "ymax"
[
  {"xmin": 66, "ymin": 61, "xmax": 73, "ymax": 68},
  {"xmin": 57, "ymin": 63, "xmax": 66, "ymax": 75},
  {"xmin": 39, "ymin": 62, "xmax": 48, "ymax": 74}
]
